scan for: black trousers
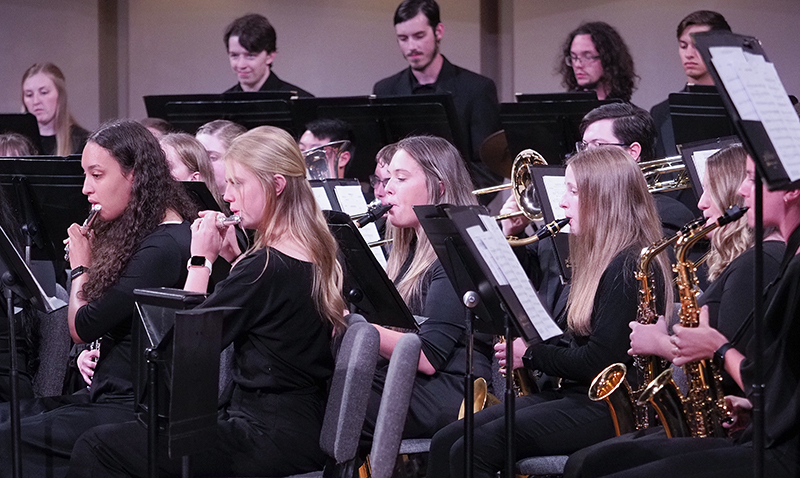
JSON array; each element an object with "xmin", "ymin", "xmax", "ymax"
[
  {"xmin": 68, "ymin": 386, "xmax": 327, "ymax": 478},
  {"xmin": 428, "ymin": 385, "xmax": 616, "ymax": 478},
  {"xmin": 564, "ymin": 426, "xmax": 799, "ymax": 478},
  {"xmin": 0, "ymin": 391, "xmax": 134, "ymax": 478}
]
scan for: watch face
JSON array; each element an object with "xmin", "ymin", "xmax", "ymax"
[{"xmin": 191, "ymin": 256, "xmax": 206, "ymax": 266}]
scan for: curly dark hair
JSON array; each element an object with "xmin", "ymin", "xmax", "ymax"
[
  {"xmin": 558, "ymin": 22, "xmax": 638, "ymax": 102},
  {"xmin": 81, "ymin": 120, "xmax": 196, "ymax": 302}
]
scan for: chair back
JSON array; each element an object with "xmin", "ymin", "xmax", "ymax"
[
  {"xmin": 368, "ymin": 333, "xmax": 422, "ymax": 478},
  {"xmin": 319, "ymin": 317, "xmax": 380, "ymax": 466}
]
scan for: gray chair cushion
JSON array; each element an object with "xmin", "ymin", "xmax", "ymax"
[
  {"xmin": 516, "ymin": 455, "xmax": 568, "ymax": 475},
  {"xmin": 369, "ymin": 333, "xmax": 422, "ymax": 478}
]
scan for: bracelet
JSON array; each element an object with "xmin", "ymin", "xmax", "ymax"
[
  {"xmin": 70, "ymin": 265, "xmax": 89, "ymax": 281},
  {"xmin": 713, "ymin": 342, "xmax": 734, "ymax": 370}
]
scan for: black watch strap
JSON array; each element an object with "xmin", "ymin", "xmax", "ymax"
[
  {"xmin": 70, "ymin": 265, "xmax": 89, "ymax": 281},
  {"xmin": 713, "ymin": 342, "xmax": 733, "ymax": 370}
]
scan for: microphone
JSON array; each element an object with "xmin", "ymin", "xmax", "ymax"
[{"xmin": 356, "ymin": 203, "xmax": 392, "ymax": 228}]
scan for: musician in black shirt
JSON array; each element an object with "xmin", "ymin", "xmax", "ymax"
[
  {"xmin": 428, "ymin": 146, "xmax": 673, "ymax": 478},
  {"xmin": 223, "ymin": 13, "xmax": 313, "ymax": 97},
  {"xmin": 70, "ymin": 125, "xmax": 347, "ymax": 476},
  {"xmin": 0, "ymin": 120, "xmax": 194, "ymax": 478}
]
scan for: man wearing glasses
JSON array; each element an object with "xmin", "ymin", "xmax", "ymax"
[{"xmin": 558, "ymin": 22, "xmax": 637, "ymax": 102}]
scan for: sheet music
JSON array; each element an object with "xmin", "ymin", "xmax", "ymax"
[
  {"xmin": 691, "ymin": 148, "xmax": 720, "ymax": 188},
  {"xmin": 312, "ymin": 186, "xmax": 332, "ymax": 210},
  {"xmin": 710, "ymin": 45, "xmax": 800, "ymax": 180},
  {"xmin": 333, "ymin": 185, "xmax": 387, "ymax": 267},
  {"xmin": 542, "ymin": 175, "xmax": 570, "ymax": 233},
  {"xmin": 464, "ymin": 216, "xmax": 561, "ymax": 341}
]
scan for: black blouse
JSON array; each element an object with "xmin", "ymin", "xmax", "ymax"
[{"xmin": 200, "ymin": 248, "xmax": 334, "ymax": 394}]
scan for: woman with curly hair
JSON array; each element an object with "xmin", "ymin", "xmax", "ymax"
[
  {"xmin": 558, "ymin": 22, "xmax": 638, "ymax": 102},
  {"xmin": 70, "ymin": 125, "xmax": 347, "ymax": 476},
  {"xmin": 0, "ymin": 120, "xmax": 195, "ymax": 478}
]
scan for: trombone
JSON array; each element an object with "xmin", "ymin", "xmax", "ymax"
[{"xmin": 472, "ymin": 149, "xmax": 548, "ymax": 222}]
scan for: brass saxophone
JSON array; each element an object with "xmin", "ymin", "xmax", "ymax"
[
  {"xmin": 590, "ymin": 217, "xmax": 704, "ymax": 435},
  {"xmin": 639, "ymin": 205, "xmax": 747, "ymax": 438}
]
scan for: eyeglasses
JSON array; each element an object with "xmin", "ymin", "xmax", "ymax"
[
  {"xmin": 369, "ymin": 175, "xmax": 389, "ymax": 189},
  {"xmin": 565, "ymin": 54, "xmax": 601, "ymax": 67},
  {"xmin": 575, "ymin": 140, "xmax": 629, "ymax": 152}
]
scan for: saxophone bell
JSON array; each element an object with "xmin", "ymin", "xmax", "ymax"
[{"xmin": 588, "ymin": 363, "xmax": 638, "ymax": 436}]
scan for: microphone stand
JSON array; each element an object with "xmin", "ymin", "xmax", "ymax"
[
  {"xmin": 4, "ymin": 272, "xmax": 23, "ymax": 478},
  {"xmin": 462, "ymin": 291, "xmax": 479, "ymax": 478}
]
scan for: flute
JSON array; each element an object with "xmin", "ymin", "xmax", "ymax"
[
  {"xmin": 217, "ymin": 213, "xmax": 241, "ymax": 228},
  {"xmin": 64, "ymin": 204, "xmax": 102, "ymax": 261}
]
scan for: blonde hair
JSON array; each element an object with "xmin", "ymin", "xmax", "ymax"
[
  {"xmin": 566, "ymin": 147, "xmax": 673, "ymax": 335},
  {"xmin": 704, "ymin": 144, "xmax": 752, "ymax": 281},
  {"xmin": 224, "ymin": 126, "xmax": 346, "ymax": 332},
  {"xmin": 21, "ymin": 63, "xmax": 82, "ymax": 156},
  {"xmin": 385, "ymin": 136, "xmax": 477, "ymax": 312},
  {"xmin": 160, "ymin": 133, "xmax": 223, "ymax": 208},
  {"xmin": 196, "ymin": 120, "xmax": 246, "ymax": 148}
]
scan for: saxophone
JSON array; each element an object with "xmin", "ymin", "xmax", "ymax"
[
  {"xmin": 640, "ymin": 205, "xmax": 747, "ymax": 438},
  {"xmin": 590, "ymin": 217, "xmax": 704, "ymax": 434}
]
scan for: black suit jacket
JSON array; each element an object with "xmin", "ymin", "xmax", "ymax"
[{"xmin": 373, "ymin": 56, "xmax": 501, "ymax": 189}]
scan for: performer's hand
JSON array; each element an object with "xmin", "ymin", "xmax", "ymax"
[
  {"xmin": 499, "ymin": 195, "xmax": 529, "ymax": 237},
  {"xmin": 77, "ymin": 348, "xmax": 100, "ymax": 385},
  {"xmin": 724, "ymin": 395, "xmax": 753, "ymax": 433},
  {"xmin": 190, "ymin": 211, "xmax": 225, "ymax": 262},
  {"xmin": 672, "ymin": 306, "xmax": 727, "ymax": 366},
  {"xmin": 66, "ymin": 223, "xmax": 93, "ymax": 269},
  {"xmin": 628, "ymin": 316, "xmax": 670, "ymax": 358},
  {"xmin": 495, "ymin": 337, "xmax": 526, "ymax": 374}
]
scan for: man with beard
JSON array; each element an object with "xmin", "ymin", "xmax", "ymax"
[{"xmin": 373, "ymin": 0, "xmax": 501, "ymax": 191}]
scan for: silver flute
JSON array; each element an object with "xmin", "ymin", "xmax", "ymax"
[
  {"xmin": 65, "ymin": 204, "xmax": 102, "ymax": 261},
  {"xmin": 217, "ymin": 213, "xmax": 241, "ymax": 228}
]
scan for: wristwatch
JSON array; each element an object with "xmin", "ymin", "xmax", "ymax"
[
  {"xmin": 70, "ymin": 265, "xmax": 89, "ymax": 281},
  {"xmin": 713, "ymin": 342, "xmax": 733, "ymax": 370},
  {"xmin": 187, "ymin": 256, "xmax": 213, "ymax": 274}
]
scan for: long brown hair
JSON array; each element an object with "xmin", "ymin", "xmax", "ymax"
[
  {"xmin": 704, "ymin": 144, "xmax": 752, "ymax": 281},
  {"xmin": 224, "ymin": 126, "xmax": 346, "ymax": 333},
  {"xmin": 81, "ymin": 120, "xmax": 196, "ymax": 302},
  {"xmin": 385, "ymin": 136, "xmax": 476, "ymax": 312},
  {"xmin": 160, "ymin": 132, "xmax": 223, "ymax": 208},
  {"xmin": 21, "ymin": 63, "xmax": 82, "ymax": 156},
  {"xmin": 565, "ymin": 147, "xmax": 672, "ymax": 335}
]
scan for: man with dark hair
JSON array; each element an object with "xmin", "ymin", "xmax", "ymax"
[
  {"xmin": 223, "ymin": 13, "xmax": 313, "ymax": 97},
  {"xmin": 579, "ymin": 102, "xmax": 657, "ymax": 163},
  {"xmin": 559, "ymin": 22, "xmax": 638, "ymax": 102},
  {"xmin": 298, "ymin": 118, "xmax": 355, "ymax": 178},
  {"xmin": 373, "ymin": 0, "xmax": 501, "ymax": 190},
  {"xmin": 651, "ymin": 11, "xmax": 731, "ymax": 156}
]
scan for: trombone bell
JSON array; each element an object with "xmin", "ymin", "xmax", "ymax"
[{"xmin": 472, "ymin": 149, "xmax": 548, "ymax": 222}]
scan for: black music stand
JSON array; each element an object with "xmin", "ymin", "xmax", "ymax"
[
  {"xmin": 529, "ymin": 165, "xmax": 570, "ymax": 281},
  {"xmin": 320, "ymin": 94, "xmax": 466, "ymax": 182},
  {"xmin": 0, "ymin": 224, "xmax": 66, "ymax": 478},
  {"xmin": 669, "ymin": 89, "xmax": 737, "ymax": 149},
  {"xmin": 133, "ymin": 287, "xmax": 237, "ymax": 478},
  {"xmin": 695, "ymin": 29, "xmax": 800, "ymax": 478},
  {"xmin": 501, "ymin": 94, "xmax": 619, "ymax": 162},
  {"xmin": 144, "ymin": 92, "xmax": 295, "ymax": 135},
  {"xmin": 324, "ymin": 210, "xmax": 417, "ymax": 330},
  {"xmin": 0, "ymin": 156, "xmax": 86, "ymax": 281},
  {"xmin": 680, "ymin": 136, "xmax": 741, "ymax": 202},
  {"xmin": 0, "ymin": 114, "xmax": 43, "ymax": 155},
  {"xmin": 416, "ymin": 204, "xmax": 562, "ymax": 478}
]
